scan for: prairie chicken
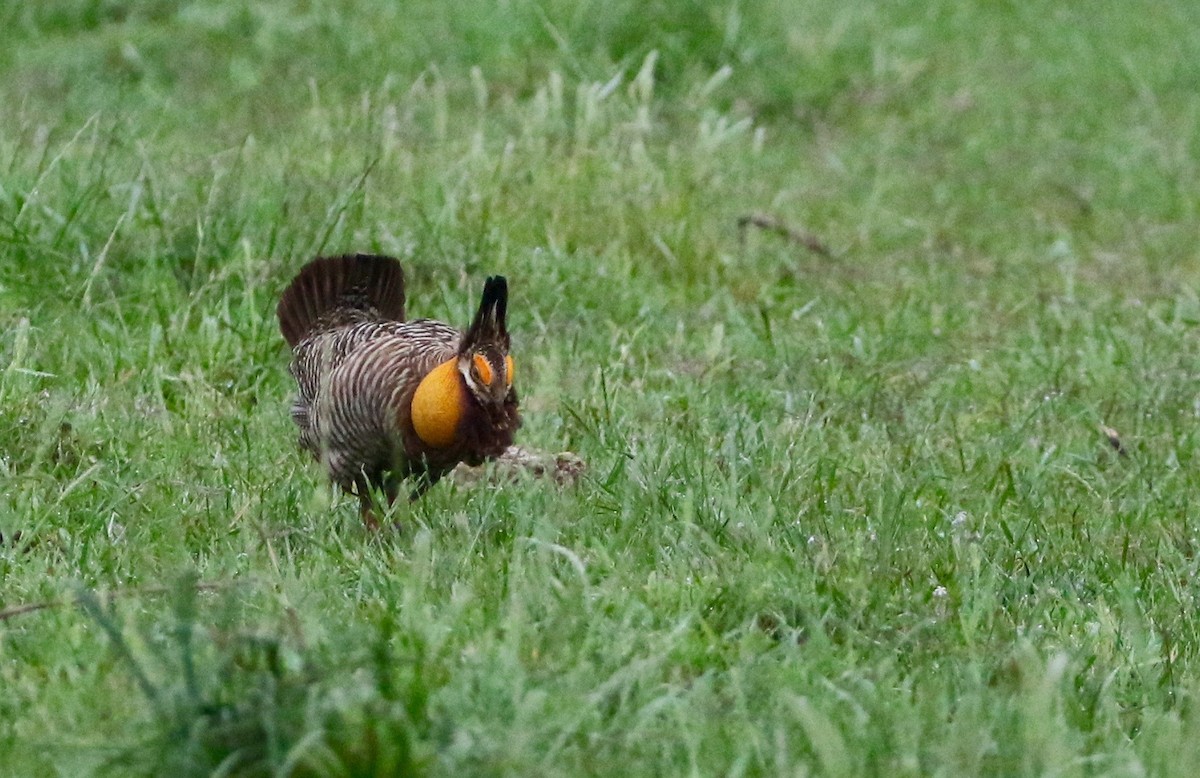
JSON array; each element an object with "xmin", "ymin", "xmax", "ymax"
[{"xmin": 277, "ymin": 254, "xmax": 520, "ymax": 525}]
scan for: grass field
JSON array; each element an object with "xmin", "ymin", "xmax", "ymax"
[{"xmin": 3, "ymin": 0, "xmax": 1200, "ymax": 774}]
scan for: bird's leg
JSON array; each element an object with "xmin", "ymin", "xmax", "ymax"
[
  {"xmin": 358, "ymin": 495, "xmax": 382, "ymax": 531},
  {"xmin": 352, "ymin": 474, "xmax": 383, "ymax": 531},
  {"xmin": 382, "ymin": 479, "xmax": 405, "ymax": 533},
  {"xmin": 355, "ymin": 471, "xmax": 444, "ymax": 533},
  {"xmin": 408, "ymin": 471, "xmax": 442, "ymax": 502}
]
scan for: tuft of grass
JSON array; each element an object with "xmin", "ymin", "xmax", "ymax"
[{"xmin": 69, "ymin": 578, "xmax": 433, "ymax": 776}]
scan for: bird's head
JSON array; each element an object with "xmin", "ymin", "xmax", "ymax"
[
  {"xmin": 456, "ymin": 276, "xmax": 514, "ymax": 409},
  {"xmin": 410, "ymin": 276, "xmax": 518, "ymax": 450}
]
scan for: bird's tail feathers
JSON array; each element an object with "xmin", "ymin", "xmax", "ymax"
[{"xmin": 277, "ymin": 254, "xmax": 406, "ymax": 346}]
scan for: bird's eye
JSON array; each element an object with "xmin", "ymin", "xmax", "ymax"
[
  {"xmin": 505, "ymin": 355, "xmax": 515, "ymax": 387},
  {"xmin": 472, "ymin": 353, "xmax": 494, "ymax": 386}
]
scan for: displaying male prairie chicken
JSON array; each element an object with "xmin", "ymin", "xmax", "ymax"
[{"xmin": 277, "ymin": 254, "xmax": 520, "ymax": 525}]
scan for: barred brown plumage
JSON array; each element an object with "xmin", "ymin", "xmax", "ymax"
[{"xmin": 277, "ymin": 254, "xmax": 521, "ymax": 526}]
